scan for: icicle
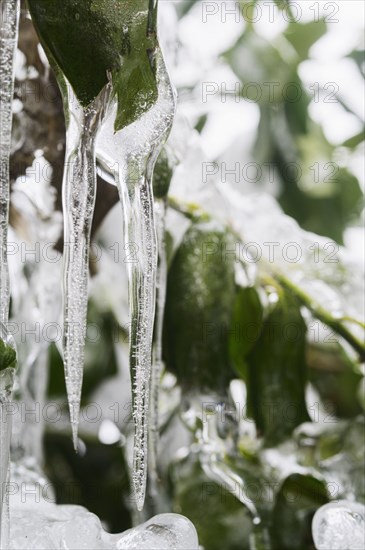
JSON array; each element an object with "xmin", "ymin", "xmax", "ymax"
[
  {"xmin": 124, "ymin": 154, "xmax": 159, "ymax": 511},
  {"xmin": 62, "ymin": 83, "xmax": 111, "ymax": 450},
  {"xmin": 0, "ymin": 2, "xmax": 19, "ymax": 545},
  {"xmin": 0, "ymin": 0, "xmax": 19, "ymax": 325},
  {"xmin": 148, "ymin": 197, "xmax": 167, "ymax": 497},
  {"xmin": 97, "ymin": 50, "xmax": 176, "ymax": 510}
]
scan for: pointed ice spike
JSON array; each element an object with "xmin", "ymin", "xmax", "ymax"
[
  {"xmin": 127, "ymin": 159, "xmax": 159, "ymax": 511},
  {"xmin": 62, "ymin": 84, "xmax": 111, "ymax": 449},
  {"xmin": 96, "ymin": 47, "xmax": 176, "ymax": 510},
  {"xmin": 125, "ymin": 59, "xmax": 176, "ymax": 511},
  {"xmin": 0, "ymin": 0, "xmax": 19, "ymax": 326},
  {"xmin": 148, "ymin": 198, "xmax": 168, "ymax": 492},
  {"xmin": 0, "ymin": 2, "xmax": 19, "ymax": 545}
]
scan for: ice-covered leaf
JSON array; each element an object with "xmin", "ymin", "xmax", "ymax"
[
  {"xmin": 246, "ymin": 288, "xmax": 310, "ymax": 444},
  {"xmin": 164, "ymin": 221, "xmax": 236, "ymax": 392},
  {"xmin": 272, "ymin": 474, "xmax": 328, "ymax": 550},
  {"xmin": 153, "ymin": 147, "xmax": 176, "ymax": 199},
  {"xmin": 27, "ymin": 0, "xmax": 158, "ymax": 130},
  {"xmin": 229, "ymin": 286, "xmax": 263, "ymax": 380},
  {"xmin": 0, "ymin": 338, "xmax": 16, "ymax": 372},
  {"xmin": 172, "ymin": 458, "xmax": 252, "ymax": 550},
  {"xmin": 284, "ymin": 20, "xmax": 327, "ymax": 60},
  {"xmin": 307, "ymin": 341, "xmax": 363, "ymax": 418}
]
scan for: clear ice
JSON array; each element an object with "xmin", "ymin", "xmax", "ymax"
[
  {"xmin": 62, "ymin": 83, "xmax": 112, "ymax": 449},
  {"xmin": 148, "ymin": 198, "xmax": 168, "ymax": 492},
  {"xmin": 312, "ymin": 501, "xmax": 365, "ymax": 550},
  {"xmin": 97, "ymin": 49, "xmax": 176, "ymax": 510},
  {"xmin": 9, "ymin": 500, "xmax": 199, "ymax": 550},
  {"xmin": 0, "ymin": 0, "xmax": 19, "ymax": 325},
  {"xmin": 0, "ymin": 326, "xmax": 16, "ymax": 550},
  {"xmin": 10, "ymin": 159, "xmax": 63, "ymax": 464},
  {"xmin": 0, "ymin": 2, "xmax": 19, "ymax": 544}
]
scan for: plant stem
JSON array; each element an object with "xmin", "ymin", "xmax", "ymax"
[{"xmin": 276, "ymin": 274, "xmax": 365, "ymax": 361}]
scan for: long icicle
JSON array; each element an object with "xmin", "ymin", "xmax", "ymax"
[
  {"xmin": 62, "ymin": 83, "xmax": 111, "ymax": 449},
  {"xmin": 0, "ymin": 0, "xmax": 19, "ymax": 325},
  {"xmin": 148, "ymin": 197, "xmax": 167, "ymax": 499},
  {"xmin": 123, "ymin": 153, "xmax": 160, "ymax": 512},
  {"xmin": 0, "ymin": 1, "xmax": 19, "ymax": 547},
  {"xmin": 97, "ymin": 57, "xmax": 175, "ymax": 511},
  {"xmin": 126, "ymin": 54, "xmax": 175, "ymax": 511},
  {"xmin": 95, "ymin": 2, "xmax": 176, "ymax": 507}
]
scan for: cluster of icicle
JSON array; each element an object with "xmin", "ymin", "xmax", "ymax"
[
  {"xmin": 96, "ymin": 49, "xmax": 176, "ymax": 509},
  {"xmin": 61, "ymin": 42, "xmax": 176, "ymax": 511},
  {"xmin": 0, "ymin": 0, "xmax": 176, "ymax": 522}
]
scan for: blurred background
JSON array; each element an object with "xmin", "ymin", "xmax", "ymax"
[{"xmin": 8, "ymin": 1, "xmax": 365, "ymax": 549}]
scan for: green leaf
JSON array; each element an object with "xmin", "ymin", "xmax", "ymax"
[
  {"xmin": 153, "ymin": 147, "xmax": 176, "ymax": 199},
  {"xmin": 284, "ymin": 73, "xmax": 310, "ymax": 136},
  {"xmin": 0, "ymin": 338, "xmax": 17, "ymax": 372},
  {"xmin": 271, "ymin": 474, "xmax": 328, "ymax": 550},
  {"xmin": 172, "ymin": 457, "xmax": 253, "ymax": 550},
  {"xmin": 175, "ymin": 0, "xmax": 198, "ymax": 17},
  {"xmin": 284, "ymin": 20, "xmax": 327, "ymax": 60},
  {"xmin": 223, "ymin": 29, "xmax": 291, "ymax": 105},
  {"xmin": 342, "ymin": 131, "xmax": 364, "ymax": 149},
  {"xmin": 48, "ymin": 300, "xmax": 118, "ymax": 399},
  {"xmin": 273, "ymin": 0, "xmax": 291, "ymax": 10},
  {"xmin": 246, "ymin": 289, "xmax": 310, "ymax": 444},
  {"xmin": 27, "ymin": 0, "xmax": 158, "ymax": 130},
  {"xmin": 44, "ymin": 432, "xmax": 131, "ymax": 533},
  {"xmin": 307, "ymin": 341, "xmax": 363, "ymax": 418},
  {"xmin": 163, "ymin": 221, "xmax": 237, "ymax": 393},
  {"xmin": 274, "ymin": 128, "xmax": 363, "ymax": 243},
  {"xmin": 229, "ymin": 286, "xmax": 264, "ymax": 380}
]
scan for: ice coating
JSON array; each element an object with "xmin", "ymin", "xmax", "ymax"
[
  {"xmin": 9, "ymin": 501, "xmax": 199, "ymax": 550},
  {"xmin": 96, "ymin": 50, "xmax": 176, "ymax": 510},
  {"xmin": 168, "ymin": 143, "xmax": 365, "ymax": 342},
  {"xmin": 111, "ymin": 513, "xmax": 199, "ymax": 549},
  {"xmin": 0, "ymin": 0, "xmax": 22, "ymax": 519},
  {"xmin": 10, "ymin": 161, "xmax": 63, "ymax": 464},
  {"xmin": 312, "ymin": 501, "xmax": 365, "ymax": 550},
  {"xmin": 0, "ymin": 326, "xmax": 16, "ymax": 549},
  {"xmin": 62, "ymin": 83, "xmax": 112, "ymax": 449},
  {"xmin": 0, "ymin": 0, "xmax": 19, "ymax": 325}
]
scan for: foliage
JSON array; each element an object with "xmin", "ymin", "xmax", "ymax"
[
  {"xmin": 11, "ymin": 1, "xmax": 365, "ymax": 549},
  {"xmin": 27, "ymin": 0, "xmax": 158, "ymax": 129},
  {"xmin": 0, "ymin": 338, "xmax": 16, "ymax": 372}
]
